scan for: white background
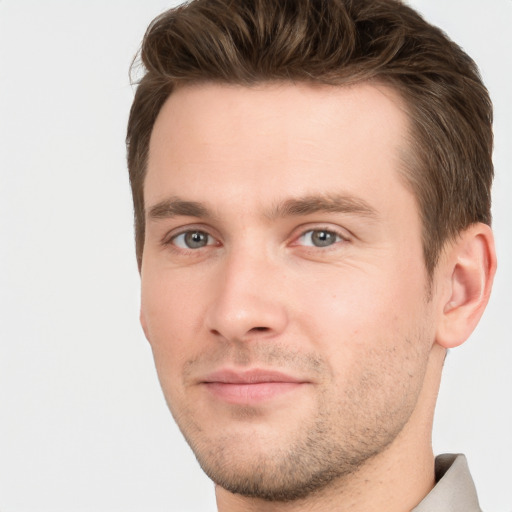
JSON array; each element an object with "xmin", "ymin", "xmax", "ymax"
[{"xmin": 0, "ymin": 1, "xmax": 510, "ymax": 511}]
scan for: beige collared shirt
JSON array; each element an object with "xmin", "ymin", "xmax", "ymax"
[{"xmin": 413, "ymin": 454, "xmax": 481, "ymax": 512}]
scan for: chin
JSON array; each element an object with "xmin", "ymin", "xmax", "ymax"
[{"xmin": 179, "ymin": 411, "xmax": 397, "ymax": 503}]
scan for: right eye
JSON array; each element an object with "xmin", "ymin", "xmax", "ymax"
[
  {"xmin": 171, "ymin": 230, "xmax": 216, "ymax": 249},
  {"xmin": 296, "ymin": 229, "xmax": 343, "ymax": 248}
]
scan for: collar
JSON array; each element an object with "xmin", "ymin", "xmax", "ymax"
[{"xmin": 413, "ymin": 454, "xmax": 481, "ymax": 512}]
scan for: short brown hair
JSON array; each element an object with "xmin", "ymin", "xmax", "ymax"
[{"xmin": 127, "ymin": 0, "xmax": 493, "ymax": 274}]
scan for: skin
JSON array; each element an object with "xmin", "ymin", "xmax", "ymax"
[{"xmin": 140, "ymin": 82, "xmax": 495, "ymax": 512}]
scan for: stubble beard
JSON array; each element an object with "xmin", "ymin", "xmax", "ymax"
[
  {"xmin": 188, "ymin": 407, "xmax": 399, "ymax": 502},
  {"xmin": 173, "ymin": 371, "xmax": 419, "ymax": 502},
  {"xmin": 164, "ymin": 336, "xmax": 429, "ymax": 503}
]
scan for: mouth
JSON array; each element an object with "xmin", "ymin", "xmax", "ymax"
[{"xmin": 200, "ymin": 369, "xmax": 309, "ymax": 404}]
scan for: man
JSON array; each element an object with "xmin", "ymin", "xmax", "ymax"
[{"xmin": 126, "ymin": 0, "xmax": 496, "ymax": 510}]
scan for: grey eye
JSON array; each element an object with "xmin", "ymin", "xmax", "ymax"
[
  {"xmin": 173, "ymin": 231, "xmax": 212, "ymax": 249},
  {"xmin": 299, "ymin": 229, "xmax": 341, "ymax": 247}
]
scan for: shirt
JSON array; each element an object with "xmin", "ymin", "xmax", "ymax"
[{"xmin": 413, "ymin": 454, "xmax": 481, "ymax": 512}]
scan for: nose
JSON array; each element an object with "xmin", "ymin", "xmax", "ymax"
[{"xmin": 204, "ymin": 249, "xmax": 289, "ymax": 343}]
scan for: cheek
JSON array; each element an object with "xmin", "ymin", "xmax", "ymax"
[
  {"xmin": 291, "ymin": 261, "xmax": 431, "ymax": 357},
  {"xmin": 140, "ymin": 270, "xmax": 204, "ymax": 374},
  {"xmin": 302, "ymin": 272, "xmax": 434, "ymax": 423},
  {"xmin": 142, "ymin": 264, "xmax": 205, "ymax": 326},
  {"xmin": 140, "ymin": 279, "xmax": 193, "ymax": 416}
]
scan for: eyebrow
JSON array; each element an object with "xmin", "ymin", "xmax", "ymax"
[
  {"xmin": 147, "ymin": 194, "xmax": 378, "ymax": 221},
  {"xmin": 148, "ymin": 197, "xmax": 212, "ymax": 220},
  {"xmin": 268, "ymin": 194, "xmax": 378, "ymax": 220}
]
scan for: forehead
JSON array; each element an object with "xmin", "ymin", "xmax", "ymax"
[{"xmin": 146, "ymin": 82, "xmax": 413, "ymax": 216}]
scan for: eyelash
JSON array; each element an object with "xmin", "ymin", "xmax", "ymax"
[
  {"xmin": 162, "ymin": 225, "xmax": 349, "ymax": 254},
  {"xmin": 294, "ymin": 228, "xmax": 347, "ymax": 249},
  {"xmin": 161, "ymin": 225, "xmax": 219, "ymax": 255}
]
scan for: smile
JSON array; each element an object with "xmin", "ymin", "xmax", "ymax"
[{"xmin": 201, "ymin": 369, "xmax": 309, "ymax": 404}]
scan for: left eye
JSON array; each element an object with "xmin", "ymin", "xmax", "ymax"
[
  {"xmin": 297, "ymin": 229, "xmax": 342, "ymax": 248},
  {"xmin": 172, "ymin": 230, "xmax": 215, "ymax": 249}
]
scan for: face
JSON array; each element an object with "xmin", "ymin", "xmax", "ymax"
[{"xmin": 141, "ymin": 82, "xmax": 437, "ymax": 501}]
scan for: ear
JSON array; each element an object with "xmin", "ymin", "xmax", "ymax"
[{"xmin": 435, "ymin": 223, "xmax": 496, "ymax": 349}]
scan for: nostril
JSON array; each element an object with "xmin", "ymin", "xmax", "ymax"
[{"xmin": 251, "ymin": 327, "xmax": 269, "ymax": 333}]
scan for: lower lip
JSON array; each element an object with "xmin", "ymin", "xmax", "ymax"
[{"xmin": 204, "ymin": 382, "xmax": 304, "ymax": 404}]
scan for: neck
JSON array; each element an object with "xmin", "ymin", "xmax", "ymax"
[{"xmin": 215, "ymin": 344, "xmax": 445, "ymax": 512}]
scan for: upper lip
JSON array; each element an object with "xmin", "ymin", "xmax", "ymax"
[{"xmin": 201, "ymin": 369, "xmax": 307, "ymax": 384}]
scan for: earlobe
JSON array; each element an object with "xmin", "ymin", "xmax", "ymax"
[{"xmin": 436, "ymin": 223, "xmax": 496, "ymax": 349}]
